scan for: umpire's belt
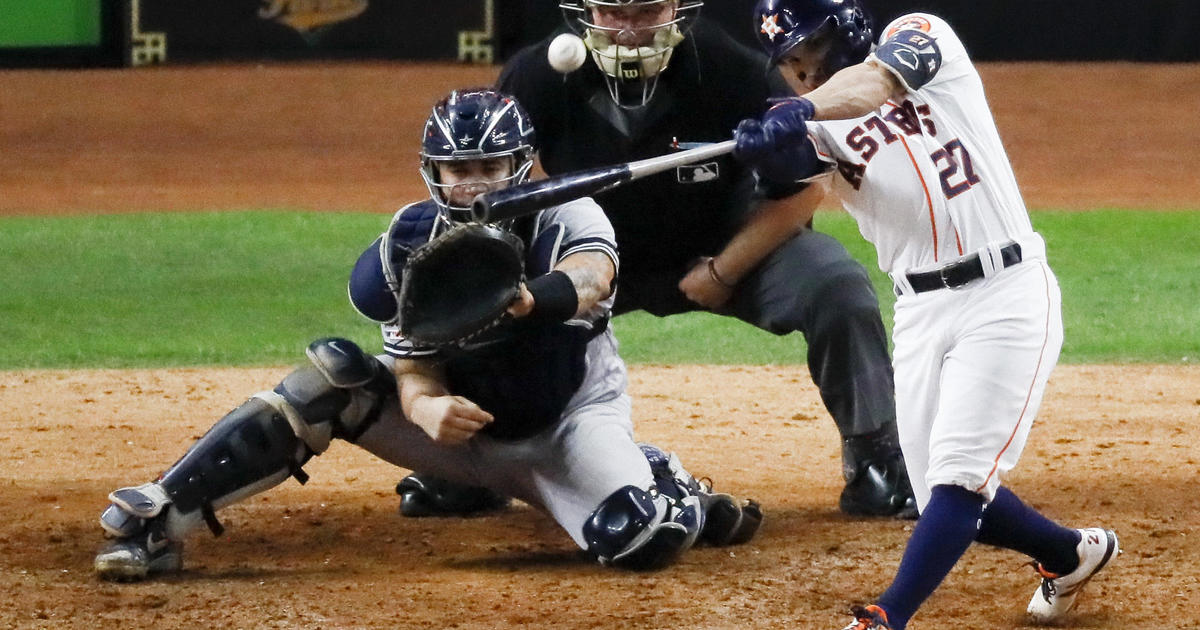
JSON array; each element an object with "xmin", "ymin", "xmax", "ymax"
[{"xmin": 898, "ymin": 242, "xmax": 1023, "ymax": 296}]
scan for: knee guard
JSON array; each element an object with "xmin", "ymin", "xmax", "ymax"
[
  {"xmin": 582, "ymin": 445, "xmax": 705, "ymax": 570},
  {"xmin": 100, "ymin": 338, "xmax": 396, "ymax": 540},
  {"xmin": 582, "ymin": 484, "xmax": 701, "ymax": 571}
]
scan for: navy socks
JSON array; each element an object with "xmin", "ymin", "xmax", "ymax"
[
  {"xmin": 976, "ymin": 486, "xmax": 1082, "ymax": 575},
  {"xmin": 876, "ymin": 484, "xmax": 984, "ymax": 630}
]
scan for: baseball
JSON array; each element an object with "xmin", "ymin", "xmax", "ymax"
[{"xmin": 547, "ymin": 33, "xmax": 587, "ymax": 74}]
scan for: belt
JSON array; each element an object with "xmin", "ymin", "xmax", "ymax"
[{"xmin": 899, "ymin": 242, "xmax": 1023, "ymax": 295}]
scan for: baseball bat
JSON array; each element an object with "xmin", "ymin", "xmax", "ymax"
[{"xmin": 471, "ymin": 139, "xmax": 736, "ymax": 223}]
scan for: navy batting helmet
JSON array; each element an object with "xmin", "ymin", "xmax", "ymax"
[
  {"xmin": 754, "ymin": 0, "xmax": 873, "ymax": 72},
  {"xmin": 420, "ymin": 88, "xmax": 536, "ymax": 222}
]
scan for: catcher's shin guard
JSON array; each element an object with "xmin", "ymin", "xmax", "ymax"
[
  {"xmin": 582, "ymin": 484, "xmax": 701, "ymax": 571},
  {"xmin": 101, "ymin": 338, "xmax": 395, "ymax": 540}
]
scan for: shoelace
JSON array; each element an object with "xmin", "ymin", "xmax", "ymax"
[{"xmin": 1030, "ymin": 561, "xmax": 1060, "ymax": 599}]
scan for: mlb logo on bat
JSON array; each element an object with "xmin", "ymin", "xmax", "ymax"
[{"xmin": 677, "ymin": 162, "xmax": 719, "ymax": 183}]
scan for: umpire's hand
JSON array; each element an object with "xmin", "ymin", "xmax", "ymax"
[
  {"xmin": 679, "ymin": 257, "xmax": 735, "ymax": 310},
  {"xmin": 409, "ymin": 394, "xmax": 494, "ymax": 445}
]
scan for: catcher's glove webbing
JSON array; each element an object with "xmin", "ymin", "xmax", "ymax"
[{"xmin": 393, "ymin": 223, "xmax": 525, "ymax": 347}]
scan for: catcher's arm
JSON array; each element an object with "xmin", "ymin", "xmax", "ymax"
[
  {"xmin": 507, "ymin": 251, "xmax": 616, "ymax": 320},
  {"xmin": 394, "ymin": 359, "xmax": 493, "ymax": 445}
]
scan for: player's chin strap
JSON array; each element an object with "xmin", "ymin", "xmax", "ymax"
[{"xmin": 100, "ymin": 338, "xmax": 396, "ymax": 541}]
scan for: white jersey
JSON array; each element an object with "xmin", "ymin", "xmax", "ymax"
[{"xmin": 806, "ymin": 13, "xmax": 1034, "ymax": 276}]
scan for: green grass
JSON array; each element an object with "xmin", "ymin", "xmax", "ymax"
[{"xmin": 0, "ymin": 209, "xmax": 1195, "ymax": 368}]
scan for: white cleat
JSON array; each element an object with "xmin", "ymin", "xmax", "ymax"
[
  {"xmin": 1027, "ymin": 528, "xmax": 1119, "ymax": 624},
  {"xmin": 94, "ymin": 527, "xmax": 183, "ymax": 582}
]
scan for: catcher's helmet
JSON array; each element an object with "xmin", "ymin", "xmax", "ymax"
[
  {"xmin": 420, "ymin": 88, "xmax": 536, "ymax": 223},
  {"xmin": 559, "ymin": 0, "xmax": 703, "ymax": 108},
  {"xmin": 754, "ymin": 0, "xmax": 873, "ymax": 73}
]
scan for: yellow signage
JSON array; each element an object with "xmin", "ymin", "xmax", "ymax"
[{"xmin": 258, "ymin": 0, "xmax": 369, "ymax": 34}]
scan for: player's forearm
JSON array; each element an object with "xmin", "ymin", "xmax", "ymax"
[
  {"xmin": 394, "ymin": 360, "xmax": 449, "ymax": 419},
  {"xmin": 804, "ymin": 60, "xmax": 900, "ymax": 121},
  {"xmin": 713, "ymin": 185, "xmax": 823, "ymax": 283},
  {"xmin": 554, "ymin": 251, "xmax": 616, "ymax": 316}
]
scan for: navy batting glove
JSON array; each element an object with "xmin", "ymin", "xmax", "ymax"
[
  {"xmin": 762, "ymin": 97, "xmax": 815, "ymax": 148},
  {"xmin": 733, "ymin": 118, "xmax": 772, "ymax": 163}
]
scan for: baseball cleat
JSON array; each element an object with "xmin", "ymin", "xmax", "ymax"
[
  {"xmin": 94, "ymin": 525, "xmax": 183, "ymax": 582},
  {"xmin": 395, "ymin": 473, "xmax": 510, "ymax": 518},
  {"xmin": 840, "ymin": 428, "xmax": 918, "ymax": 520},
  {"xmin": 698, "ymin": 488, "xmax": 763, "ymax": 546},
  {"xmin": 1026, "ymin": 527, "xmax": 1119, "ymax": 624},
  {"xmin": 838, "ymin": 604, "xmax": 893, "ymax": 630}
]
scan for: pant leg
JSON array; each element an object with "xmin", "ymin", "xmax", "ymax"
[
  {"xmin": 728, "ymin": 229, "xmax": 896, "ymax": 437},
  {"xmin": 354, "ymin": 397, "xmax": 493, "ymax": 487},
  {"xmin": 489, "ymin": 393, "xmax": 656, "ymax": 549},
  {"xmin": 925, "ymin": 261, "xmax": 1063, "ymax": 502},
  {"xmin": 891, "ymin": 290, "xmax": 953, "ymax": 511}
]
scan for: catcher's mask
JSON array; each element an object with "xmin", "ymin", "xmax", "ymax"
[
  {"xmin": 560, "ymin": 0, "xmax": 702, "ymax": 108},
  {"xmin": 420, "ymin": 88, "xmax": 536, "ymax": 224},
  {"xmin": 754, "ymin": 0, "xmax": 873, "ymax": 77}
]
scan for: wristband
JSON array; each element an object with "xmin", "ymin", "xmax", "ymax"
[
  {"xmin": 526, "ymin": 270, "xmax": 578, "ymax": 322},
  {"xmin": 707, "ymin": 257, "xmax": 735, "ymax": 289}
]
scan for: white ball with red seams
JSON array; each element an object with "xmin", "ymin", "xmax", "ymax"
[{"xmin": 547, "ymin": 33, "xmax": 587, "ymax": 74}]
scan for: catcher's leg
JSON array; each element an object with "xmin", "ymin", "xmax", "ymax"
[
  {"xmin": 581, "ymin": 444, "xmax": 762, "ymax": 570},
  {"xmin": 95, "ymin": 338, "xmax": 394, "ymax": 581}
]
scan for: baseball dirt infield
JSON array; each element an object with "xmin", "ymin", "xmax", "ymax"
[{"xmin": 0, "ymin": 63, "xmax": 1197, "ymax": 629}]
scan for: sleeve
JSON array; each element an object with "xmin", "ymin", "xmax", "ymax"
[
  {"xmin": 382, "ymin": 323, "xmax": 440, "ymax": 359},
  {"xmin": 348, "ymin": 205, "xmax": 443, "ymax": 360},
  {"xmin": 871, "ymin": 13, "xmax": 971, "ymax": 93},
  {"xmin": 540, "ymin": 198, "xmax": 619, "ymax": 274},
  {"xmin": 797, "ymin": 121, "xmax": 840, "ymax": 183},
  {"xmin": 347, "ymin": 236, "xmax": 397, "ymax": 323}
]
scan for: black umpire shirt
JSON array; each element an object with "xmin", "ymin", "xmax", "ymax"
[{"xmin": 498, "ymin": 19, "xmax": 798, "ymax": 278}]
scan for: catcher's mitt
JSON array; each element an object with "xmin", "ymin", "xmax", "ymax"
[{"xmin": 396, "ymin": 223, "xmax": 525, "ymax": 347}]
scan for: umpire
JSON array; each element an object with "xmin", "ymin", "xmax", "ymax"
[{"xmin": 401, "ymin": 0, "xmax": 915, "ymax": 518}]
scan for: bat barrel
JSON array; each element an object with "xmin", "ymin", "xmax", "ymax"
[
  {"xmin": 472, "ymin": 165, "xmax": 631, "ymax": 223},
  {"xmin": 471, "ymin": 139, "xmax": 736, "ymax": 223}
]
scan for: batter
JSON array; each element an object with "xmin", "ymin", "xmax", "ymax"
[{"xmin": 734, "ymin": 2, "xmax": 1120, "ymax": 628}]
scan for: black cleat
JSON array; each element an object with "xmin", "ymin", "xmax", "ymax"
[
  {"xmin": 396, "ymin": 473, "xmax": 510, "ymax": 518},
  {"xmin": 840, "ymin": 425, "xmax": 918, "ymax": 519},
  {"xmin": 699, "ymin": 490, "xmax": 764, "ymax": 546}
]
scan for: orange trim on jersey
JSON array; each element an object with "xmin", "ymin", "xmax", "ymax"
[
  {"xmin": 954, "ymin": 228, "xmax": 964, "ymax": 256},
  {"xmin": 894, "ymin": 132, "xmax": 939, "ymax": 261},
  {"xmin": 976, "ymin": 264, "xmax": 1054, "ymax": 493}
]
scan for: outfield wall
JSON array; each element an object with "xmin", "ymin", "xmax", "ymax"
[{"xmin": 2, "ymin": 0, "xmax": 1199, "ymax": 68}]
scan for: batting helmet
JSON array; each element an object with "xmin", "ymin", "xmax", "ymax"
[
  {"xmin": 420, "ymin": 88, "xmax": 536, "ymax": 223},
  {"xmin": 754, "ymin": 0, "xmax": 873, "ymax": 72},
  {"xmin": 559, "ymin": 0, "xmax": 703, "ymax": 108}
]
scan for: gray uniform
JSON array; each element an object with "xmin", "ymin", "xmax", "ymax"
[{"xmin": 355, "ymin": 197, "xmax": 654, "ymax": 547}]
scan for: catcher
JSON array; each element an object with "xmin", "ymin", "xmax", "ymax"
[{"xmin": 93, "ymin": 88, "xmax": 761, "ymax": 581}]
